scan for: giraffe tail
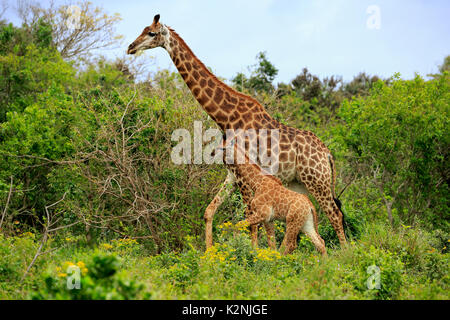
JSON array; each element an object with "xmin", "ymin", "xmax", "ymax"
[
  {"xmin": 328, "ymin": 154, "xmax": 348, "ymax": 229},
  {"xmin": 328, "ymin": 154, "xmax": 337, "ymax": 199}
]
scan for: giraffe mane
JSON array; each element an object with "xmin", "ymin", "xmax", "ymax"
[{"xmin": 168, "ymin": 27, "xmax": 266, "ymax": 110}]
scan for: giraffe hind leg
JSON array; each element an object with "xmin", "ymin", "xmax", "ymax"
[
  {"xmin": 296, "ymin": 170, "xmax": 347, "ymax": 246},
  {"xmin": 280, "ymin": 215, "xmax": 301, "ymax": 255},
  {"xmin": 302, "ymin": 209, "xmax": 327, "ymax": 256}
]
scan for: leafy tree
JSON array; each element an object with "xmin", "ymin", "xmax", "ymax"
[
  {"xmin": 15, "ymin": 0, "xmax": 122, "ymax": 60},
  {"xmin": 429, "ymin": 55, "xmax": 450, "ymax": 80},
  {"xmin": 0, "ymin": 20, "xmax": 74, "ymax": 122},
  {"xmin": 232, "ymin": 51, "xmax": 278, "ymax": 94},
  {"xmin": 289, "ymin": 67, "xmax": 344, "ymax": 115},
  {"xmin": 342, "ymin": 72, "xmax": 382, "ymax": 99},
  {"xmin": 291, "ymin": 67, "xmax": 324, "ymax": 101},
  {"xmin": 335, "ymin": 74, "xmax": 449, "ymax": 228},
  {"xmin": 438, "ymin": 55, "xmax": 450, "ymax": 74}
]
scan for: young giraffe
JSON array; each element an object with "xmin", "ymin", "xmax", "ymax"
[
  {"xmin": 127, "ymin": 14, "xmax": 347, "ymax": 248},
  {"xmin": 218, "ymin": 137, "xmax": 327, "ymax": 256}
]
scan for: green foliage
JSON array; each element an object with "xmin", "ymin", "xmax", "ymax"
[
  {"xmin": 0, "ymin": 20, "xmax": 73, "ymax": 122},
  {"xmin": 32, "ymin": 253, "xmax": 146, "ymax": 300},
  {"xmin": 0, "ymin": 233, "xmax": 38, "ymax": 285},
  {"xmin": 0, "ymin": 220, "xmax": 448, "ymax": 300},
  {"xmin": 335, "ymin": 74, "xmax": 449, "ymax": 227},
  {"xmin": 345, "ymin": 244, "xmax": 404, "ymax": 299},
  {"xmin": 0, "ymin": 8, "xmax": 448, "ymax": 301},
  {"xmin": 232, "ymin": 51, "xmax": 278, "ymax": 94}
]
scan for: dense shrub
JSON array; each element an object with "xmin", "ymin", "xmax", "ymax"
[
  {"xmin": 334, "ymin": 74, "xmax": 449, "ymax": 228},
  {"xmin": 32, "ymin": 253, "xmax": 146, "ymax": 300}
]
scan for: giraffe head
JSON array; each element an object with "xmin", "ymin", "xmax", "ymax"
[{"xmin": 127, "ymin": 14, "xmax": 170, "ymax": 54}]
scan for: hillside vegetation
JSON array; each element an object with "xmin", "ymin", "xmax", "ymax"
[{"xmin": 0, "ymin": 3, "xmax": 448, "ymax": 300}]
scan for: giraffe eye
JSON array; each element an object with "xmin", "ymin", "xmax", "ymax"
[{"xmin": 148, "ymin": 32, "xmax": 156, "ymax": 37}]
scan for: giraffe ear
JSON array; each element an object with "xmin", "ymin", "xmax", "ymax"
[{"xmin": 153, "ymin": 14, "xmax": 160, "ymax": 25}]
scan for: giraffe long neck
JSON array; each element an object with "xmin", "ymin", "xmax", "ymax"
[{"xmin": 165, "ymin": 28, "xmax": 278, "ymax": 131}]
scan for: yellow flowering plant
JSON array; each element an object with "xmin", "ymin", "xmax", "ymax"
[{"xmin": 56, "ymin": 261, "xmax": 88, "ymax": 278}]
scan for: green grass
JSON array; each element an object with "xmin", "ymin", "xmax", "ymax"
[{"xmin": 0, "ymin": 221, "xmax": 448, "ymax": 300}]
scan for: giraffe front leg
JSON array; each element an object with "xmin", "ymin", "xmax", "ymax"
[
  {"xmin": 204, "ymin": 171, "xmax": 236, "ymax": 249},
  {"xmin": 244, "ymin": 206, "xmax": 260, "ymax": 248},
  {"xmin": 263, "ymin": 222, "xmax": 276, "ymax": 250},
  {"xmin": 243, "ymin": 204, "xmax": 272, "ymax": 248},
  {"xmin": 244, "ymin": 198, "xmax": 275, "ymax": 249}
]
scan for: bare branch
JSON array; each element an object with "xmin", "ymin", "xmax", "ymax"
[
  {"xmin": 14, "ymin": 0, "xmax": 123, "ymax": 60},
  {"xmin": 0, "ymin": 176, "xmax": 13, "ymax": 230},
  {"xmin": 21, "ymin": 191, "xmax": 75, "ymax": 281}
]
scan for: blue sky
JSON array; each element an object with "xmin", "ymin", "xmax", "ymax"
[{"xmin": 4, "ymin": 0, "xmax": 450, "ymax": 83}]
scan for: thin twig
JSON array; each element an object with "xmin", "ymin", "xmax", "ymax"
[
  {"xmin": 21, "ymin": 192, "xmax": 73, "ymax": 282},
  {"xmin": 0, "ymin": 176, "xmax": 13, "ymax": 230}
]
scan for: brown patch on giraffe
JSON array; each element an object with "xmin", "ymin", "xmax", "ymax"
[
  {"xmin": 214, "ymin": 111, "xmax": 228, "ymax": 123},
  {"xmin": 185, "ymin": 78, "xmax": 195, "ymax": 87},
  {"xmin": 192, "ymin": 61, "xmax": 200, "ymax": 70},
  {"xmin": 224, "ymin": 91, "xmax": 231, "ymax": 102},
  {"xmin": 205, "ymin": 87, "xmax": 213, "ymax": 98},
  {"xmin": 222, "ymin": 102, "xmax": 234, "ymax": 113},
  {"xmin": 205, "ymin": 104, "xmax": 217, "ymax": 113},
  {"xmin": 185, "ymin": 62, "xmax": 192, "ymax": 72},
  {"xmin": 304, "ymin": 148, "xmax": 310, "ymax": 158},
  {"xmin": 192, "ymin": 87, "xmax": 200, "ymax": 96},
  {"xmin": 192, "ymin": 70, "xmax": 200, "ymax": 81},
  {"xmin": 234, "ymin": 119, "xmax": 244, "ymax": 128},
  {"xmin": 289, "ymin": 151, "xmax": 295, "ymax": 162},
  {"xmin": 214, "ymin": 87, "xmax": 224, "ymax": 104},
  {"xmin": 229, "ymin": 111, "xmax": 240, "ymax": 122},
  {"xmin": 281, "ymin": 135, "xmax": 290, "ymax": 144},
  {"xmin": 208, "ymin": 79, "xmax": 216, "ymax": 89},
  {"xmin": 200, "ymin": 79, "xmax": 207, "ymax": 87},
  {"xmin": 237, "ymin": 104, "xmax": 247, "ymax": 113},
  {"xmin": 279, "ymin": 152, "xmax": 288, "ymax": 162},
  {"xmin": 242, "ymin": 112, "xmax": 253, "ymax": 123},
  {"xmin": 197, "ymin": 94, "xmax": 210, "ymax": 105}
]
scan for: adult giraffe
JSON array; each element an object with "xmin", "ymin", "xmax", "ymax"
[{"xmin": 127, "ymin": 14, "xmax": 347, "ymax": 248}]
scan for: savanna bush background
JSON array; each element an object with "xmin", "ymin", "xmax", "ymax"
[{"xmin": 0, "ymin": 1, "xmax": 448, "ymax": 300}]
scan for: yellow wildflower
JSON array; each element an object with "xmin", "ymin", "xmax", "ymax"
[{"xmin": 100, "ymin": 243, "xmax": 113, "ymax": 250}]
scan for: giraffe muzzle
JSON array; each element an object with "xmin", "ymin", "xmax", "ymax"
[{"xmin": 127, "ymin": 43, "xmax": 137, "ymax": 55}]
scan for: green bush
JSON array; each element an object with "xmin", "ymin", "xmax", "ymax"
[
  {"xmin": 31, "ymin": 253, "xmax": 147, "ymax": 300},
  {"xmin": 0, "ymin": 233, "xmax": 38, "ymax": 284},
  {"xmin": 341, "ymin": 244, "xmax": 405, "ymax": 299},
  {"xmin": 335, "ymin": 74, "xmax": 449, "ymax": 227}
]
